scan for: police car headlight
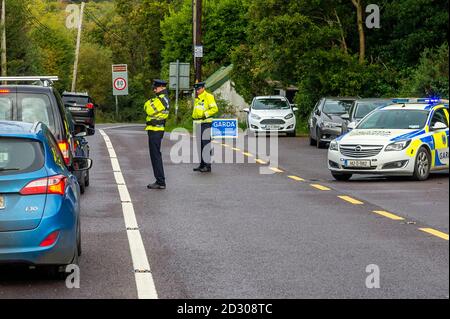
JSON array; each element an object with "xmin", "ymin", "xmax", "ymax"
[
  {"xmin": 323, "ymin": 121, "xmax": 342, "ymax": 128},
  {"xmin": 251, "ymin": 113, "xmax": 261, "ymax": 120},
  {"xmin": 385, "ymin": 140, "xmax": 411, "ymax": 152},
  {"xmin": 284, "ymin": 113, "xmax": 294, "ymax": 120},
  {"xmin": 329, "ymin": 140, "xmax": 339, "ymax": 151}
]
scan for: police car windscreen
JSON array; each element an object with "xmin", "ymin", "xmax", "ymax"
[
  {"xmin": 358, "ymin": 110, "xmax": 429, "ymax": 130},
  {"xmin": 253, "ymin": 99, "xmax": 290, "ymax": 110},
  {"xmin": 0, "ymin": 138, "xmax": 45, "ymax": 175}
]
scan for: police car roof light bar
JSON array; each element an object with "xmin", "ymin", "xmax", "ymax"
[{"xmin": 0, "ymin": 76, "xmax": 59, "ymax": 87}]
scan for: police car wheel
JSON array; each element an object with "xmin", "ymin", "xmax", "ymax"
[{"xmin": 413, "ymin": 147, "xmax": 431, "ymax": 181}]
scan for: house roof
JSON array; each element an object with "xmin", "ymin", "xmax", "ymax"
[{"xmin": 205, "ymin": 64, "xmax": 233, "ymax": 92}]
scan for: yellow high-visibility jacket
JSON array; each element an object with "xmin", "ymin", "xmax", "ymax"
[
  {"xmin": 144, "ymin": 92, "xmax": 170, "ymax": 131},
  {"xmin": 192, "ymin": 90, "xmax": 218, "ymax": 123}
]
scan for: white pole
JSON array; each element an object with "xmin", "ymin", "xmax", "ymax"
[{"xmin": 71, "ymin": 1, "xmax": 85, "ymax": 92}]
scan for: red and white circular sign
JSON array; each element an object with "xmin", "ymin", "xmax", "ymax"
[{"xmin": 114, "ymin": 77, "xmax": 127, "ymax": 91}]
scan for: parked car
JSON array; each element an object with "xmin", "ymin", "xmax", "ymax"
[
  {"xmin": 244, "ymin": 96, "xmax": 298, "ymax": 137},
  {"xmin": 341, "ymin": 98, "xmax": 392, "ymax": 134},
  {"xmin": 308, "ymin": 97, "xmax": 356, "ymax": 148},
  {"xmin": 61, "ymin": 91, "xmax": 96, "ymax": 134},
  {"xmin": 0, "ymin": 76, "xmax": 76, "ymax": 167},
  {"xmin": 328, "ymin": 99, "xmax": 449, "ymax": 181},
  {"xmin": 66, "ymin": 111, "xmax": 90, "ymax": 194},
  {"xmin": 0, "ymin": 121, "xmax": 92, "ymax": 278}
]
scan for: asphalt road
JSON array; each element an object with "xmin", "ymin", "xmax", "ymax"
[{"xmin": 0, "ymin": 124, "xmax": 448, "ymax": 299}]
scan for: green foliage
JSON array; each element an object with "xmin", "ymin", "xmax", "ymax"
[{"xmin": 400, "ymin": 43, "xmax": 449, "ymax": 98}]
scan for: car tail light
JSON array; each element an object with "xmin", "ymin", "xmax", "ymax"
[
  {"xmin": 0, "ymin": 89, "xmax": 10, "ymax": 94},
  {"xmin": 86, "ymin": 103, "xmax": 94, "ymax": 109},
  {"xmin": 40, "ymin": 231, "xmax": 60, "ymax": 247},
  {"xmin": 20, "ymin": 175, "xmax": 66, "ymax": 196},
  {"xmin": 58, "ymin": 140, "xmax": 71, "ymax": 165}
]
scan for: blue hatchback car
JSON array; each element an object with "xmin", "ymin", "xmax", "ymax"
[{"xmin": 0, "ymin": 121, "xmax": 91, "ymax": 277}]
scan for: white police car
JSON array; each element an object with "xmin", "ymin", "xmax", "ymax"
[{"xmin": 328, "ymin": 99, "xmax": 449, "ymax": 181}]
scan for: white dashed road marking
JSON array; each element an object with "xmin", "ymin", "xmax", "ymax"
[{"xmin": 99, "ymin": 129, "xmax": 158, "ymax": 299}]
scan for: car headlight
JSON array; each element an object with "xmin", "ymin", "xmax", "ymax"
[
  {"xmin": 251, "ymin": 113, "xmax": 261, "ymax": 120},
  {"xmin": 385, "ymin": 140, "xmax": 411, "ymax": 152},
  {"xmin": 284, "ymin": 113, "xmax": 294, "ymax": 120},
  {"xmin": 329, "ymin": 140, "xmax": 339, "ymax": 151},
  {"xmin": 323, "ymin": 121, "xmax": 342, "ymax": 128}
]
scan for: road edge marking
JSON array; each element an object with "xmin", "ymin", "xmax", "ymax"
[{"xmin": 99, "ymin": 129, "xmax": 158, "ymax": 299}]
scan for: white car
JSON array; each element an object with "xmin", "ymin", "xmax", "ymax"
[
  {"xmin": 244, "ymin": 96, "xmax": 298, "ymax": 136},
  {"xmin": 328, "ymin": 101, "xmax": 449, "ymax": 181}
]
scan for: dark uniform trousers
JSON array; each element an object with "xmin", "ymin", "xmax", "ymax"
[
  {"xmin": 148, "ymin": 130, "xmax": 165, "ymax": 185},
  {"xmin": 200, "ymin": 122, "xmax": 212, "ymax": 168}
]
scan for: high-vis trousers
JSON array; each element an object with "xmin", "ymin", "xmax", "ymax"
[{"xmin": 148, "ymin": 130, "xmax": 165, "ymax": 185}]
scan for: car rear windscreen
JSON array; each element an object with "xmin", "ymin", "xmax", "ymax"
[
  {"xmin": 0, "ymin": 138, "xmax": 45, "ymax": 175},
  {"xmin": 62, "ymin": 96, "xmax": 89, "ymax": 105},
  {"xmin": 0, "ymin": 93, "xmax": 55, "ymax": 131}
]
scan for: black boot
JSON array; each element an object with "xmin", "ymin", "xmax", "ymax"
[
  {"xmin": 193, "ymin": 166, "xmax": 203, "ymax": 172},
  {"xmin": 199, "ymin": 166, "xmax": 211, "ymax": 173},
  {"xmin": 147, "ymin": 182, "xmax": 166, "ymax": 189}
]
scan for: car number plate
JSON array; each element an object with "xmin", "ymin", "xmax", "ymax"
[
  {"xmin": 265, "ymin": 125, "xmax": 279, "ymax": 130},
  {"xmin": 69, "ymin": 107, "xmax": 82, "ymax": 111},
  {"xmin": 345, "ymin": 160, "xmax": 371, "ymax": 168},
  {"xmin": 0, "ymin": 195, "xmax": 5, "ymax": 210}
]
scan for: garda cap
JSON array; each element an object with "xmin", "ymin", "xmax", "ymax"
[
  {"xmin": 153, "ymin": 79, "xmax": 168, "ymax": 89},
  {"xmin": 193, "ymin": 81, "xmax": 206, "ymax": 90}
]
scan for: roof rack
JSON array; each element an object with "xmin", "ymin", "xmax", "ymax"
[
  {"xmin": 62, "ymin": 91, "xmax": 89, "ymax": 96},
  {"xmin": 0, "ymin": 76, "xmax": 59, "ymax": 87}
]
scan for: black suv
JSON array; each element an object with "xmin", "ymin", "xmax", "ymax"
[
  {"xmin": 62, "ymin": 92, "xmax": 96, "ymax": 134},
  {"xmin": 0, "ymin": 77, "xmax": 77, "ymax": 167}
]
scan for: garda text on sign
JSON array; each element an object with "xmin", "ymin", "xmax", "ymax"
[
  {"xmin": 112, "ymin": 64, "xmax": 129, "ymax": 96},
  {"xmin": 211, "ymin": 119, "xmax": 238, "ymax": 139}
]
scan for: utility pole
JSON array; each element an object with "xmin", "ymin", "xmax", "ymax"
[
  {"xmin": 193, "ymin": 0, "xmax": 202, "ymax": 83},
  {"xmin": 71, "ymin": 1, "xmax": 85, "ymax": 92},
  {"xmin": 1, "ymin": 0, "xmax": 7, "ymax": 79}
]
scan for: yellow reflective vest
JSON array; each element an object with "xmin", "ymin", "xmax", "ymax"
[
  {"xmin": 192, "ymin": 90, "xmax": 218, "ymax": 123},
  {"xmin": 144, "ymin": 92, "xmax": 170, "ymax": 131}
]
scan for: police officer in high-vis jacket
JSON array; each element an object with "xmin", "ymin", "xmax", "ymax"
[
  {"xmin": 144, "ymin": 79, "xmax": 170, "ymax": 189},
  {"xmin": 192, "ymin": 82, "xmax": 218, "ymax": 172}
]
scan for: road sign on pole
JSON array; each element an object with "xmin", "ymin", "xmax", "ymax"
[
  {"xmin": 112, "ymin": 64, "xmax": 128, "ymax": 119},
  {"xmin": 112, "ymin": 64, "xmax": 129, "ymax": 96},
  {"xmin": 169, "ymin": 61, "xmax": 190, "ymax": 120}
]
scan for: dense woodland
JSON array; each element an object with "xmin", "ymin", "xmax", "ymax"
[{"xmin": 1, "ymin": 0, "xmax": 448, "ymax": 125}]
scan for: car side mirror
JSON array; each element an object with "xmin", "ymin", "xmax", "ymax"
[
  {"xmin": 431, "ymin": 122, "xmax": 448, "ymax": 131},
  {"xmin": 72, "ymin": 157, "xmax": 93, "ymax": 172},
  {"xmin": 73, "ymin": 123, "xmax": 87, "ymax": 136},
  {"xmin": 340, "ymin": 113, "xmax": 350, "ymax": 120},
  {"xmin": 315, "ymin": 109, "xmax": 321, "ymax": 116},
  {"xmin": 347, "ymin": 122, "xmax": 356, "ymax": 130},
  {"xmin": 293, "ymin": 107, "xmax": 299, "ymax": 112},
  {"xmin": 242, "ymin": 108, "xmax": 250, "ymax": 113}
]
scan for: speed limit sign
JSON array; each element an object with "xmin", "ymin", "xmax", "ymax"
[{"xmin": 112, "ymin": 64, "xmax": 129, "ymax": 96}]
